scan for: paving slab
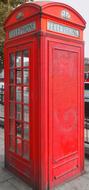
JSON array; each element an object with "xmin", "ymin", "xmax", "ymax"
[
  {"xmin": 0, "ymin": 168, "xmax": 13, "ymax": 183},
  {"xmin": 0, "ymin": 181, "xmax": 19, "ymax": 190},
  {"xmin": 8, "ymin": 177, "xmax": 32, "ymax": 190},
  {"xmin": 55, "ymin": 176, "xmax": 89, "ymax": 190}
]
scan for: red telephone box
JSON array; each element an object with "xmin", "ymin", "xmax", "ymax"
[{"xmin": 4, "ymin": 1, "xmax": 86, "ymax": 190}]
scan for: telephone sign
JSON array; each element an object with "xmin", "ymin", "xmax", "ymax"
[
  {"xmin": 9, "ymin": 22, "xmax": 36, "ymax": 38},
  {"xmin": 47, "ymin": 21, "xmax": 80, "ymax": 37}
]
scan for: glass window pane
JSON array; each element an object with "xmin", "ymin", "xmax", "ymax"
[
  {"xmin": 10, "ymin": 102, "xmax": 14, "ymax": 118},
  {"xmin": 16, "ymin": 138, "xmax": 22, "ymax": 155},
  {"xmin": 16, "ymin": 69, "xmax": 22, "ymax": 84},
  {"xmin": 23, "ymin": 69, "xmax": 29, "ymax": 84},
  {"xmin": 16, "ymin": 86, "xmax": 22, "ymax": 102},
  {"xmin": 23, "ymin": 141, "xmax": 29, "ymax": 160},
  {"xmin": 16, "ymin": 121, "xmax": 22, "ymax": 137},
  {"xmin": 10, "ymin": 70, "xmax": 14, "ymax": 84},
  {"xmin": 9, "ymin": 135, "xmax": 15, "ymax": 152},
  {"xmin": 23, "ymin": 123, "xmax": 29, "ymax": 140},
  {"xmin": 0, "ymin": 104, "xmax": 4, "ymax": 120},
  {"xmin": 23, "ymin": 106, "xmax": 29, "ymax": 122},
  {"xmin": 0, "ymin": 84, "xmax": 4, "ymax": 104},
  {"xmin": 23, "ymin": 50, "xmax": 29, "ymax": 67},
  {"xmin": 10, "ymin": 86, "xmax": 14, "ymax": 101},
  {"xmin": 10, "ymin": 53, "xmax": 15, "ymax": 68},
  {"xmin": 16, "ymin": 104, "xmax": 22, "ymax": 120},
  {"xmin": 16, "ymin": 52, "xmax": 21, "ymax": 67},
  {"xmin": 10, "ymin": 119, "xmax": 15, "ymax": 135},
  {"xmin": 23, "ymin": 87, "xmax": 29, "ymax": 104}
]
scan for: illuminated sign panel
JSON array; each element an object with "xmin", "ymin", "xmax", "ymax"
[
  {"xmin": 9, "ymin": 22, "xmax": 36, "ymax": 39},
  {"xmin": 47, "ymin": 21, "xmax": 80, "ymax": 38}
]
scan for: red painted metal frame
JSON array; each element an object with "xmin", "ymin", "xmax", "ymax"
[
  {"xmin": 4, "ymin": 38, "xmax": 39, "ymax": 188},
  {"xmin": 39, "ymin": 34, "xmax": 85, "ymax": 190},
  {"xmin": 47, "ymin": 37, "xmax": 84, "ymax": 189},
  {"xmin": 4, "ymin": 1, "xmax": 86, "ymax": 190}
]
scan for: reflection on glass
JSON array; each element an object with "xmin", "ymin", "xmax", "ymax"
[
  {"xmin": 10, "ymin": 102, "xmax": 14, "ymax": 118},
  {"xmin": 16, "ymin": 69, "xmax": 22, "ymax": 84},
  {"xmin": 9, "ymin": 135, "xmax": 15, "ymax": 152},
  {"xmin": 16, "ymin": 52, "xmax": 21, "ymax": 67},
  {"xmin": 10, "ymin": 119, "xmax": 15, "ymax": 135},
  {"xmin": 23, "ymin": 106, "xmax": 29, "ymax": 122},
  {"xmin": 16, "ymin": 122, "xmax": 22, "ymax": 137},
  {"xmin": 23, "ymin": 50, "xmax": 29, "ymax": 67},
  {"xmin": 16, "ymin": 86, "xmax": 22, "ymax": 102},
  {"xmin": 16, "ymin": 138, "xmax": 22, "ymax": 155},
  {"xmin": 10, "ymin": 53, "xmax": 15, "ymax": 68},
  {"xmin": 23, "ymin": 69, "xmax": 29, "ymax": 84},
  {"xmin": 23, "ymin": 87, "xmax": 29, "ymax": 104},
  {"xmin": 0, "ymin": 103, "xmax": 4, "ymax": 118},
  {"xmin": 23, "ymin": 123, "xmax": 29, "ymax": 140},
  {"xmin": 23, "ymin": 141, "xmax": 29, "ymax": 160},
  {"xmin": 16, "ymin": 104, "xmax": 22, "ymax": 120},
  {"xmin": 10, "ymin": 70, "xmax": 14, "ymax": 84},
  {"xmin": 10, "ymin": 86, "xmax": 14, "ymax": 101}
]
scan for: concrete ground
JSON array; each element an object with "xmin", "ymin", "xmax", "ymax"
[
  {"xmin": 0, "ymin": 128, "xmax": 32, "ymax": 190},
  {"xmin": 0, "ymin": 128, "xmax": 89, "ymax": 190}
]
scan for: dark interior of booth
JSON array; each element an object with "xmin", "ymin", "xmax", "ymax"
[{"xmin": 0, "ymin": 79, "xmax": 4, "ymax": 167}]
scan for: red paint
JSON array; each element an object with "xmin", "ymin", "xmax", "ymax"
[{"xmin": 4, "ymin": 1, "xmax": 86, "ymax": 190}]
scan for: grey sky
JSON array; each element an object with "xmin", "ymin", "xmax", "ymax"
[{"xmin": 53, "ymin": 0, "xmax": 88, "ymax": 58}]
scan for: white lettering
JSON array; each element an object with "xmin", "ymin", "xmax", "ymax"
[
  {"xmin": 9, "ymin": 22, "xmax": 36, "ymax": 39},
  {"xmin": 47, "ymin": 21, "xmax": 80, "ymax": 38}
]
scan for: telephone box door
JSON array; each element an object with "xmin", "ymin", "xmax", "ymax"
[
  {"xmin": 49, "ymin": 41, "xmax": 83, "ymax": 187},
  {"xmin": 5, "ymin": 43, "xmax": 34, "ymax": 183}
]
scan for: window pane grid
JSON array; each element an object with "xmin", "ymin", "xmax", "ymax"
[{"xmin": 9, "ymin": 49, "xmax": 30, "ymax": 161}]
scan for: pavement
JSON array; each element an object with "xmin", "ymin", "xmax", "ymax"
[
  {"xmin": 0, "ymin": 127, "xmax": 32, "ymax": 190},
  {"xmin": 0, "ymin": 128, "xmax": 89, "ymax": 190}
]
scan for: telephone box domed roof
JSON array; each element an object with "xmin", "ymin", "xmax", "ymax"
[{"xmin": 4, "ymin": 1, "xmax": 86, "ymax": 29}]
